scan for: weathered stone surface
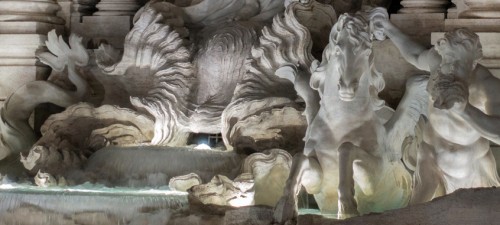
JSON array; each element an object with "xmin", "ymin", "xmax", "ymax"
[
  {"xmin": 297, "ymin": 188, "xmax": 500, "ymax": 225},
  {"xmin": 189, "ymin": 173, "xmax": 255, "ymax": 207},
  {"xmin": 94, "ymin": 0, "xmax": 143, "ymax": 16},
  {"xmin": 456, "ymin": 0, "xmax": 500, "ymax": 19},
  {"xmin": 398, "ymin": 0, "xmax": 449, "ymax": 14},
  {"xmin": 21, "ymin": 103, "xmax": 154, "ymax": 176},
  {"xmin": 243, "ymin": 149, "xmax": 292, "ymax": 207},
  {"xmin": 169, "ymin": 173, "xmax": 203, "ymax": 191}
]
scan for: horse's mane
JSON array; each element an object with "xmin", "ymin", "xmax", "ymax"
[{"xmin": 310, "ymin": 13, "xmax": 385, "ymax": 110}]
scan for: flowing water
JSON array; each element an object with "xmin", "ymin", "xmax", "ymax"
[{"xmin": 0, "ymin": 183, "xmax": 188, "ymax": 225}]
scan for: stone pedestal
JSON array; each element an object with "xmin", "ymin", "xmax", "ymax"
[
  {"xmin": 393, "ymin": 0, "xmax": 447, "ymax": 46},
  {"xmin": 68, "ymin": 0, "xmax": 143, "ymax": 48},
  {"xmin": 0, "ymin": 0, "xmax": 64, "ymax": 105},
  {"xmin": 72, "ymin": 0, "xmax": 99, "ymax": 16},
  {"xmin": 456, "ymin": 0, "xmax": 500, "ymax": 18},
  {"xmin": 391, "ymin": 13, "xmax": 445, "ymax": 46},
  {"xmin": 94, "ymin": 0, "xmax": 142, "ymax": 16},
  {"xmin": 398, "ymin": 0, "xmax": 449, "ymax": 14},
  {"xmin": 71, "ymin": 15, "xmax": 134, "ymax": 48}
]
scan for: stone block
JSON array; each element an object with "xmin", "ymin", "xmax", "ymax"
[
  {"xmin": 391, "ymin": 13, "xmax": 445, "ymax": 46},
  {"xmin": 0, "ymin": 66, "xmax": 50, "ymax": 100},
  {"xmin": 0, "ymin": 22, "xmax": 63, "ymax": 35},
  {"xmin": 70, "ymin": 15, "xmax": 133, "ymax": 48},
  {"xmin": 373, "ymin": 40, "xmax": 428, "ymax": 107},
  {"xmin": 0, "ymin": 34, "xmax": 52, "ymax": 64},
  {"xmin": 445, "ymin": 19, "xmax": 500, "ymax": 32}
]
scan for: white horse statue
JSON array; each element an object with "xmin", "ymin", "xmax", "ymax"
[{"xmin": 273, "ymin": 10, "xmax": 429, "ymax": 222}]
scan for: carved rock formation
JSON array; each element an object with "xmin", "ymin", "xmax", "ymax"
[
  {"xmin": 95, "ymin": 2, "xmax": 195, "ymax": 146},
  {"xmin": 181, "ymin": 0, "xmax": 285, "ymax": 27},
  {"xmin": 21, "ymin": 103, "xmax": 154, "ymax": 176},
  {"xmin": 0, "ymin": 31, "xmax": 89, "ymax": 160},
  {"xmin": 169, "ymin": 173, "xmax": 202, "ymax": 191},
  {"xmin": 222, "ymin": 2, "xmax": 335, "ymax": 153},
  {"xmin": 242, "ymin": 149, "xmax": 293, "ymax": 206},
  {"xmin": 189, "ymin": 149, "xmax": 292, "ymax": 207},
  {"xmin": 189, "ymin": 173, "xmax": 255, "ymax": 207}
]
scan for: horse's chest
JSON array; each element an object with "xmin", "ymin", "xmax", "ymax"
[{"xmin": 312, "ymin": 113, "xmax": 381, "ymax": 150}]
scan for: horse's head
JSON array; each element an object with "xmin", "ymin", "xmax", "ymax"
[{"xmin": 312, "ymin": 13, "xmax": 374, "ymax": 102}]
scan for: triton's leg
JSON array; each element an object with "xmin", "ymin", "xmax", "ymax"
[{"xmin": 410, "ymin": 141, "xmax": 445, "ymax": 204}]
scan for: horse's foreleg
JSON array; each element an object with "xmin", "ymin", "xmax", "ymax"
[
  {"xmin": 273, "ymin": 153, "xmax": 322, "ymax": 224},
  {"xmin": 337, "ymin": 142, "xmax": 378, "ymax": 219},
  {"xmin": 410, "ymin": 141, "xmax": 445, "ymax": 204}
]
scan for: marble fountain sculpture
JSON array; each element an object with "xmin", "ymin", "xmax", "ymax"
[
  {"xmin": 0, "ymin": 0, "xmax": 498, "ymax": 224},
  {"xmin": 373, "ymin": 11, "xmax": 500, "ymax": 204},
  {"xmin": 273, "ymin": 8, "xmax": 429, "ymax": 222}
]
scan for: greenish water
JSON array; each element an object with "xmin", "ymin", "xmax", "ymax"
[{"xmin": 0, "ymin": 183, "xmax": 189, "ymax": 216}]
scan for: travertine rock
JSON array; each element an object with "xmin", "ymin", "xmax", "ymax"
[
  {"xmin": 169, "ymin": 173, "xmax": 202, "ymax": 191},
  {"xmin": 34, "ymin": 170, "xmax": 67, "ymax": 187},
  {"xmin": 189, "ymin": 173, "xmax": 255, "ymax": 207},
  {"xmin": 94, "ymin": 0, "xmax": 142, "ymax": 16},
  {"xmin": 398, "ymin": 0, "xmax": 449, "ymax": 14},
  {"xmin": 181, "ymin": 0, "xmax": 285, "ymax": 27},
  {"xmin": 34, "ymin": 170, "xmax": 57, "ymax": 187},
  {"xmin": 187, "ymin": 21, "xmax": 261, "ymax": 134},
  {"xmin": 243, "ymin": 149, "xmax": 292, "ymax": 206},
  {"xmin": 21, "ymin": 103, "xmax": 154, "ymax": 176}
]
